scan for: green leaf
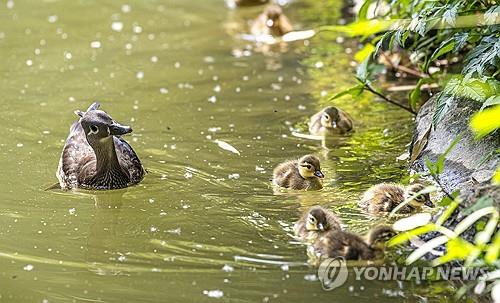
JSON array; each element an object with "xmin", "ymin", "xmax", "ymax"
[
  {"xmin": 328, "ymin": 84, "xmax": 364, "ymax": 101},
  {"xmin": 358, "ymin": 0, "xmax": 371, "ymax": 21},
  {"xmin": 427, "ymin": 39, "xmax": 455, "ymax": 71},
  {"xmin": 356, "ymin": 56, "xmax": 370, "ymax": 82},
  {"xmin": 435, "ymin": 238, "xmax": 477, "ymax": 265},
  {"xmin": 435, "ymin": 135, "xmax": 461, "ymax": 174},
  {"xmin": 388, "ymin": 224, "xmax": 436, "ymax": 247},
  {"xmin": 354, "ymin": 43, "xmax": 375, "ymax": 63},
  {"xmin": 485, "ymin": 231, "xmax": 500, "ymax": 264},
  {"xmin": 462, "ymin": 196, "xmax": 494, "ymax": 215},
  {"xmin": 433, "ymin": 92, "xmax": 454, "ymax": 126},
  {"xmin": 470, "ymin": 105, "xmax": 500, "ymax": 139},
  {"xmin": 438, "ymin": 190, "xmax": 460, "ymax": 207},
  {"xmin": 481, "ymin": 96, "xmax": 500, "ymax": 111}
]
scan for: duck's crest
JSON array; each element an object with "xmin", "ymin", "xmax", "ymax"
[{"xmin": 74, "ymin": 102, "xmax": 101, "ymax": 118}]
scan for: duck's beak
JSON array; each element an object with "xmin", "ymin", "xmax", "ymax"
[
  {"xmin": 314, "ymin": 170, "xmax": 324, "ymax": 178},
  {"xmin": 109, "ymin": 122, "xmax": 132, "ymax": 136},
  {"xmin": 266, "ymin": 19, "xmax": 274, "ymax": 27},
  {"xmin": 332, "ymin": 121, "xmax": 337, "ymax": 128}
]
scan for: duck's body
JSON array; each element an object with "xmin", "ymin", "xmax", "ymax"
[
  {"xmin": 358, "ymin": 183, "xmax": 432, "ymax": 214},
  {"xmin": 272, "ymin": 155, "xmax": 324, "ymax": 190},
  {"xmin": 308, "ymin": 106, "xmax": 354, "ymax": 136},
  {"xmin": 251, "ymin": 5, "xmax": 293, "ymax": 37},
  {"xmin": 57, "ymin": 102, "xmax": 144, "ymax": 190},
  {"xmin": 294, "ymin": 206, "xmax": 342, "ymax": 243},
  {"xmin": 311, "ymin": 225, "xmax": 395, "ymax": 260}
]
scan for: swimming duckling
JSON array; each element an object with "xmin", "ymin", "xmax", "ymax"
[
  {"xmin": 311, "ymin": 225, "xmax": 396, "ymax": 260},
  {"xmin": 272, "ymin": 155, "xmax": 324, "ymax": 190},
  {"xmin": 358, "ymin": 183, "xmax": 433, "ymax": 214},
  {"xmin": 251, "ymin": 5, "xmax": 293, "ymax": 37},
  {"xmin": 308, "ymin": 106, "xmax": 354, "ymax": 136},
  {"xmin": 57, "ymin": 102, "xmax": 145, "ymax": 190},
  {"xmin": 294, "ymin": 206, "xmax": 342, "ymax": 243}
]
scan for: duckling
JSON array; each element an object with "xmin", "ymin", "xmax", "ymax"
[
  {"xmin": 56, "ymin": 102, "xmax": 145, "ymax": 190},
  {"xmin": 251, "ymin": 5, "xmax": 293, "ymax": 37},
  {"xmin": 358, "ymin": 183, "xmax": 433, "ymax": 214},
  {"xmin": 310, "ymin": 225, "xmax": 396, "ymax": 260},
  {"xmin": 294, "ymin": 206, "xmax": 342, "ymax": 243},
  {"xmin": 272, "ymin": 155, "xmax": 324, "ymax": 190},
  {"xmin": 308, "ymin": 106, "xmax": 354, "ymax": 136}
]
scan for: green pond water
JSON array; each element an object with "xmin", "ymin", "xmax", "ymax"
[{"xmin": 0, "ymin": 0, "xmax": 454, "ymax": 302}]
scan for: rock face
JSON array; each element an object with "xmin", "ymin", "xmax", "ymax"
[
  {"xmin": 410, "ymin": 95, "xmax": 499, "ymax": 248},
  {"xmin": 410, "ymin": 95, "xmax": 499, "ymax": 203}
]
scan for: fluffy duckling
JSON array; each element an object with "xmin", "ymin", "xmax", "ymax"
[
  {"xmin": 57, "ymin": 102, "xmax": 145, "ymax": 190},
  {"xmin": 251, "ymin": 5, "xmax": 293, "ymax": 37},
  {"xmin": 358, "ymin": 183, "xmax": 433, "ymax": 214},
  {"xmin": 272, "ymin": 155, "xmax": 324, "ymax": 190},
  {"xmin": 308, "ymin": 106, "xmax": 354, "ymax": 136},
  {"xmin": 294, "ymin": 206, "xmax": 342, "ymax": 243},
  {"xmin": 311, "ymin": 225, "xmax": 396, "ymax": 260}
]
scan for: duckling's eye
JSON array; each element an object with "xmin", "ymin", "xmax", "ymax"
[
  {"xmin": 306, "ymin": 165, "xmax": 312, "ymax": 169},
  {"xmin": 90, "ymin": 125, "xmax": 99, "ymax": 133},
  {"xmin": 414, "ymin": 195, "xmax": 425, "ymax": 202},
  {"xmin": 308, "ymin": 216, "xmax": 316, "ymax": 223},
  {"xmin": 323, "ymin": 114, "xmax": 330, "ymax": 120}
]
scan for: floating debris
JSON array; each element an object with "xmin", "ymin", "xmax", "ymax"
[
  {"xmin": 214, "ymin": 140, "xmax": 240, "ymax": 155},
  {"xmin": 222, "ymin": 264, "xmax": 234, "ymax": 272},
  {"xmin": 203, "ymin": 290, "xmax": 224, "ymax": 299},
  {"xmin": 90, "ymin": 41, "xmax": 101, "ymax": 48},
  {"xmin": 111, "ymin": 21, "xmax": 124, "ymax": 32},
  {"xmin": 23, "ymin": 264, "xmax": 34, "ymax": 271}
]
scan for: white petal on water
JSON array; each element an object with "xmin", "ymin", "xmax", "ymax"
[
  {"xmin": 68, "ymin": 208, "xmax": 76, "ymax": 215},
  {"xmin": 303, "ymin": 274, "xmax": 317, "ymax": 281},
  {"xmin": 23, "ymin": 264, "xmax": 34, "ymax": 271},
  {"xmin": 203, "ymin": 290, "xmax": 224, "ymax": 299},
  {"xmin": 281, "ymin": 29, "xmax": 316, "ymax": 42},
  {"xmin": 222, "ymin": 264, "xmax": 234, "ymax": 272},
  {"xmin": 214, "ymin": 140, "xmax": 240, "ymax": 155},
  {"xmin": 393, "ymin": 213, "xmax": 432, "ymax": 231},
  {"xmin": 111, "ymin": 21, "xmax": 124, "ymax": 32},
  {"xmin": 90, "ymin": 41, "xmax": 101, "ymax": 48}
]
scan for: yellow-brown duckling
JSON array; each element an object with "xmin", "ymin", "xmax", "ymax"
[
  {"xmin": 358, "ymin": 183, "xmax": 433, "ymax": 214},
  {"xmin": 294, "ymin": 206, "xmax": 342, "ymax": 243},
  {"xmin": 272, "ymin": 155, "xmax": 324, "ymax": 190},
  {"xmin": 310, "ymin": 225, "xmax": 396, "ymax": 260},
  {"xmin": 308, "ymin": 106, "xmax": 354, "ymax": 136},
  {"xmin": 251, "ymin": 5, "xmax": 293, "ymax": 37}
]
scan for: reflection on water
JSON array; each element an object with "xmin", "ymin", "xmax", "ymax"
[{"xmin": 0, "ymin": 0, "xmax": 454, "ymax": 302}]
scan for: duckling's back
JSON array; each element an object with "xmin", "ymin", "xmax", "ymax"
[
  {"xmin": 359, "ymin": 183, "xmax": 405, "ymax": 213},
  {"xmin": 312, "ymin": 230, "xmax": 375, "ymax": 260},
  {"xmin": 273, "ymin": 160, "xmax": 319, "ymax": 190}
]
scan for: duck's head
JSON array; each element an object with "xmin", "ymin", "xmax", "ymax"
[
  {"xmin": 305, "ymin": 206, "xmax": 330, "ymax": 232},
  {"xmin": 405, "ymin": 183, "xmax": 433, "ymax": 208},
  {"xmin": 320, "ymin": 106, "xmax": 341, "ymax": 130},
  {"xmin": 297, "ymin": 155, "xmax": 324, "ymax": 179},
  {"xmin": 368, "ymin": 225, "xmax": 396, "ymax": 250},
  {"xmin": 75, "ymin": 102, "xmax": 132, "ymax": 145},
  {"xmin": 264, "ymin": 5, "xmax": 283, "ymax": 28}
]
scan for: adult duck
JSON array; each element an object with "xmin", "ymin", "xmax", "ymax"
[{"xmin": 56, "ymin": 102, "xmax": 144, "ymax": 190}]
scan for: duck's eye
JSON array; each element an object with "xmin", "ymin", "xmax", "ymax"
[
  {"xmin": 308, "ymin": 216, "xmax": 316, "ymax": 223},
  {"xmin": 90, "ymin": 125, "xmax": 99, "ymax": 133},
  {"xmin": 414, "ymin": 195, "xmax": 424, "ymax": 202},
  {"xmin": 306, "ymin": 165, "xmax": 312, "ymax": 169},
  {"xmin": 323, "ymin": 114, "xmax": 330, "ymax": 120}
]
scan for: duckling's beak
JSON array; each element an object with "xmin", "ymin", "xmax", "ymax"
[
  {"xmin": 317, "ymin": 223, "xmax": 325, "ymax": 231},
  {"xmin": 332, "ymin": 121, "xmax": 337, "ymax": 128},
  {"xmin": 314, "ymin": 170, "xmax": 324, "ymax": 178},
  {"xmin": 424, "ymin": 200, "xmax": 434, "ymax": 207},
  {"xmin": 266, "ymin": 19, "xmax": 274, "ymax": 27},
  {"xmin": 109, "ymin": 122, "xmax": 132, "ymax": 136}
]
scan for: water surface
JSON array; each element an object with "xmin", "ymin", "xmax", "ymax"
[{"xmin": 0, "ymin": 1, "xmax": 448, "ymax": 302}]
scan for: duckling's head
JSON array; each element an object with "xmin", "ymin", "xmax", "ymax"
[
  {"xmin": 297, "ymin": 155, "xmax": 324, "ymax": 179},
  {"xmin": 405, "ymin": 183, "xmax": 433, "ymax": 208},
  {"xmin": 76, "ymin": 102, "xmax": 132, "ymax": 145},
  {"xmin": 305, "ymin": 206, "xmax": 330, "ymax": 232},
  {"xmin": 264, "ymin": 5, "xmax": 283, "ymax": 28},
  {"xmin": 320, "ymin": 106, "xmax": 341, "ymax": 129},
  {"xmin": 368, "ymin": 225, "xmax": 396, "ymax": 250}
]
